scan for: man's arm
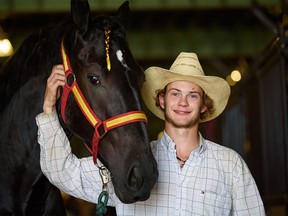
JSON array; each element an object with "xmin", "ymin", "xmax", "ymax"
[
  {"xmin": 36, "ymin": 111, "xmax": 105, "ymax": 203},
  {"xmin": 36, "ymin": 65, "xmax": 117, "ymax": 205},
  {"xmin": 232, "ymin": 154, "xmax": 265, "ymax": 215}
]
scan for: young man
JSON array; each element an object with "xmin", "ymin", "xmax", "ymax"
[{"xmin": 36, "ymin": 52, "xmax": 265, "ymax": 215}]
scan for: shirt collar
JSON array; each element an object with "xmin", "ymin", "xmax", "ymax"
[
  {"xmin": 197, "ymin": 133, "xmax": 207, "ymax": 155},
  {"xmin": 159, "ymin": 130, "xmax": 207, "ymax": 155},
  {"xmin": 161, "ymin": 131, "xmax": 176, "ymax": 152}
]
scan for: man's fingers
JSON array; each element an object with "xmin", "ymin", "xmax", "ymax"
[
  {"xmin": 47, "ymin": 65, "xmax": 66, "ymax": 86},
  {"xmin": 43, "ymin": 64, "xmax": 66, "ymax": 114}
]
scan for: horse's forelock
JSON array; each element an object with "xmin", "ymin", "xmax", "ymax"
[
  {"xmin": 68, "ymin": 14, "xmax": 128, "ymax": 68},
  {"xmin": 92, "ymin": 15, "xmax": 126, "ymax": 39}
]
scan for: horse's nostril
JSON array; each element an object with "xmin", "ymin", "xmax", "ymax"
[{"xmin": 127, "ymin": 166, "xmax": 143, "ymax": 190}]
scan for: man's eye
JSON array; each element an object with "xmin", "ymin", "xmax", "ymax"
[{"xmin": 189, "ymin": 93, "xmax": 198, "ymax": 99}]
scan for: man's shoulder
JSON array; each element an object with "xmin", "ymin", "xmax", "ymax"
[{"xmin": 203, "ymin": 138, "xmax": 243, "ymax": 161}]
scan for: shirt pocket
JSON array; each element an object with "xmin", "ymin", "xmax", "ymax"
[{"xmin": 193, "ymin": 189, "xmax": 232, "ymax": 216}]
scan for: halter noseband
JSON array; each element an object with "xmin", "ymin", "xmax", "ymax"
[{"xmin": 60, "ymin": 40, "xmax": 147, "ymax": 164}]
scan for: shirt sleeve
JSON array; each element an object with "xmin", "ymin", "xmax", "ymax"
[
  {"xmin": 232, "ymin": 153, "xmax": 265, "ymax": 215},
  {"xmin": 35, "ymin": 111, "xmax": 118, "ymax": 205}
]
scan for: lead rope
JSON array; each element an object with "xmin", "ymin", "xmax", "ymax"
[{"xmin": 96, "ymin": 166, "xmax": 110, "ymax": 216}]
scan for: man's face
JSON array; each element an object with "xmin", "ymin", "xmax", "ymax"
[{"xmin": 159, "ymin": 81, "xmax": 206, "ymax": 128}]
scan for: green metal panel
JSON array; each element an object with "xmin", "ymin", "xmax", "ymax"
[
  {"xmin": 126, "ymin": 27, "xmax": 274, "ymax": 60},
  {"xmin": 0, "ymin": 0, "xmax": 282, "ymax": 13},
  {"xmin": 130, "ymin": 0, "xmax": 280, "ymax": 10},
  {"xmin": 41, "ymin": 0, "xmax": 71, "ymax": 12}
]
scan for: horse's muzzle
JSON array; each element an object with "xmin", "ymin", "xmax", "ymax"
[{"xmin": 115, "ymin": 156, "xmax": 158, "ymax": 204}]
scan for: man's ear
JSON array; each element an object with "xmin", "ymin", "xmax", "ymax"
[
  {"xmin": 159, "ymin": 95, "xmax": 165, "ymax": 110},
  {"xmin": 200, "ymin": 106, "xmax": 207, "ymax": 113}
]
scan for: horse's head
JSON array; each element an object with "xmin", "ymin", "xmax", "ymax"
[{"xmin": 58, "ymin": 0, "xmax": 158, "ymax": 203}]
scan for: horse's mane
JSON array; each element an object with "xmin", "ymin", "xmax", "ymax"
[{"xmin": 0, "ymin": 19, "xmax": 71, "ymax": 112}]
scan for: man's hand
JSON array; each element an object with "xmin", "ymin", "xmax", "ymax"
[{"xmin": 43, "ymin": 65, "xmax": 66, "ymax": 114}]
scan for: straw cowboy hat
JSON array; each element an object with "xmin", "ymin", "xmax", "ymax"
[{"xmin": 141, "ymin": 52, "xmax": 231, "ymax": 122}]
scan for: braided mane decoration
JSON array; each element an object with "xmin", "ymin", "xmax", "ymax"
[{"xmin": 105, "ymin": 29, "xmax": 111, "ymax": 71}]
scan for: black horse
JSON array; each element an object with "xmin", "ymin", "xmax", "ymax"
[{"xmin": 0, "ymin": 0, "xmax": 158, "ymax": 214}]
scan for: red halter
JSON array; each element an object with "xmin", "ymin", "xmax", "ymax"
[{"xmin": 60, "ymin": 40, "xmax": 148, "ymax": 164}]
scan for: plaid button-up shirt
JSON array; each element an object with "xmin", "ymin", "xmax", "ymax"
[{"xmin": 36, "ymin": 112, "xmax": 265, "ymax": 216}]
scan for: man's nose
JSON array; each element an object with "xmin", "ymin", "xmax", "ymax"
[{"xmin": 178, "ymin": 96, "xmax": 189, "ymax": 106}]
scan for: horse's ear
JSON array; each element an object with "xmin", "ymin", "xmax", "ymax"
[
  {"xmin": 71, "ymin": 0, "xmax": 90, "ymax": 34},
  {"xmin": 116, "ymin": 1, "xmax": 132, "ymax": 29}
]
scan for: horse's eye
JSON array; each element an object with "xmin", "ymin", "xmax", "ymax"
[{"xmin": 88, "ymin": 74, "xmax": 100, "ymax": 85}]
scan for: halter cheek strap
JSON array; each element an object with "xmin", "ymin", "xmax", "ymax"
[{"xmin": 60, "ymin": 40, "xmax": 147, "ymax": 164}]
